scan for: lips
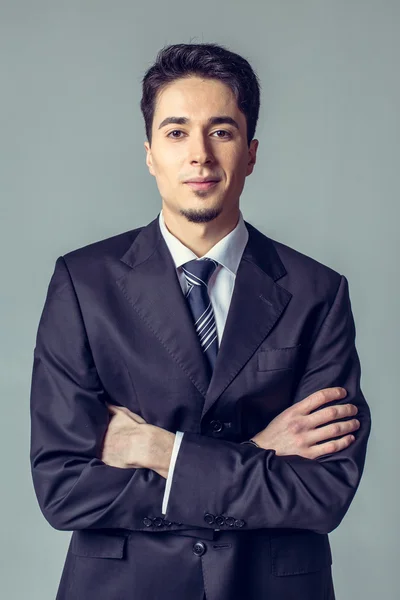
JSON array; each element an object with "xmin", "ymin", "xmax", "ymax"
[
  {"xmin": 185, "ymin": 181, "xmax": 219, "ymax": 190},
  {"xmin": 185, "ymin": 178, "xmax": 219, "ymax": 183}
]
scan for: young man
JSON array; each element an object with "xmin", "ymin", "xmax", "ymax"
[{"xmin": 30, "ymin": 43, "xmax": 371, "ymax": 600}]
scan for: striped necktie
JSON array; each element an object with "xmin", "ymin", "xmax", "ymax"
[{"xmin": 181, "ymin": 257, "xmax": 219, "ymax": 373}]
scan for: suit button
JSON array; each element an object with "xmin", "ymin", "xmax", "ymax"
[
  {"xmin": 193, "ymin": 541, "xmax": 207, "ymax": 556},
  {"xmin": 143, "ymin": 517, "xmax": 153, "ymax": 527},
  {"xmin": 225, "ymin": 517, "xmax": 235, "ymax": 527},
  {"xmin": 215, "ymin": 515, "xmax": 225, "ymax": 527},
  {"xmin": 163, "ymin": 519, "xmax": 172, "ymax": 526},
  {"xmin": 153, "ymin": 517, "xmax": 163, "ymax": 527},
  {"xmin": 234, "ymin": 519, "xmax": 245, "ymax": 528},
  {"xmin": 210, "ymin": 420, "xmax": 223, "ymax": 433},
  {"xmin": 204, "ymin": 513, "xmax": 215, "ymax": 525}
]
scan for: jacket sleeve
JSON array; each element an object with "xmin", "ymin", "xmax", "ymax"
[
  {"xmin": 29, "ymin": 256, "xmax": 167, "ymax": 531},
  {"xmin": 164, "ymin": 274, "xmax": 372, "ymax": 535}
]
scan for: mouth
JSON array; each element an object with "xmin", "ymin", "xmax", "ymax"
[{"xmin": 185, "ymin": 181, "xmax": 219, "ymax": 191}]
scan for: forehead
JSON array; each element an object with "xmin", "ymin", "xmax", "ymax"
[{"xmin": 154, "ymin": 76, "xmax": 240, "ymax": 119}]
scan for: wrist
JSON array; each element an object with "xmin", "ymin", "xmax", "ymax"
[
  {"xmin": 241, "ymin": 438, "xmax": 261, "ymax": 448},
  {"xmin": 146, "ymin": 425, "xmax": 175, "ymax": 478}
]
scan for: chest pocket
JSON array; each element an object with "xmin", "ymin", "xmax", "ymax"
[{"xmin": 257, "ymin": 344, "xmax": 302, "ymax": 371}]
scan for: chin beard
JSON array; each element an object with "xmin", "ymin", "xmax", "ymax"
[{"xmin": 179, "ymin": 206, "xmax": 222, "ymax": 224}]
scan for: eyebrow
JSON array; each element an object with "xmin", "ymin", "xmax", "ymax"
[{"xmin": 158, "ymin": 116, "xmax": 240, "ymax": 131}]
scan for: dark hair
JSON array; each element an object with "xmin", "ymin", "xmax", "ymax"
[{"xmin": 140, "ymin": 42, "xmax": 261, "ymax": 148}]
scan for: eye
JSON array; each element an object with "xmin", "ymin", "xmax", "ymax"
[
  {"xmin": 166, "ymin": 129, "xmax": 232, "ymax": 139},
  {"xmin": 167, "ymin": 130, "xmax": 184, "ymax": 138},
  {"xmin": 213, "ymin": 130, "xmax": 232, "ymax": 139}
]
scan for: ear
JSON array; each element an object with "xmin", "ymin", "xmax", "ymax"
[
  {"xmin": 246, "ymin": 139, "xmax": 259, "ymax": 175},
  {"xmin": 144, "ymin": 141, "xmax": 155, "ymax": 176}
]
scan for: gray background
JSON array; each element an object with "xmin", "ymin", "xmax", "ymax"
[{"xmin": 1, "ymin": 1, "xmax": 396, "ymax": 598}]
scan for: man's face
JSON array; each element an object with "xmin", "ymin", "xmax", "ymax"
[{"xmin": 144, "ymin": 76, "xmax": 258, "ymax": 224}]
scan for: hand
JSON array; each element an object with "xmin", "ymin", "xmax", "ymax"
[
  {"xmin": 101, "ymin": 404, "xmax": 175, "ymax": 478},
  {"xmin": 251, "ymin": 387, "xmax": 360, "ymax": 459},
  {"xmin": 100, "ymin": 404, "xmax": 148, "ymax": 469}
]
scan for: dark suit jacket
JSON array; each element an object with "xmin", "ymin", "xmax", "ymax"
[{"xmin": 29, "ymin": 214, "xmax": 371, "ymax": 600}]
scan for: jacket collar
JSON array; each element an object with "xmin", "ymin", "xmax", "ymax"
[{"xmin": 158, "ymin": 209, "xmax": 249, "ymax": 276}]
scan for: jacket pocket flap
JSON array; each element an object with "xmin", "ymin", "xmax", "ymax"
[
  {"xmin": 257, "ymin": 345, "xmax": 302, "ymax": 371},
  {"xmin": 71, "ymin": 530, "xmax": 127, "ymax": 559},
  {"xmin": 270, "ymin": 531, "xmax": 332, "ymax": 576}
]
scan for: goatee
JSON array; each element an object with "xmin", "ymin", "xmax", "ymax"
[{"xmin": 179, "ymin": 206, "xmax": 222, "ymax": 223}]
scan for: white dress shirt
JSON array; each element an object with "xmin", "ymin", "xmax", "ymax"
[{"xmin": 158, "ymin": 209, "xmax": 249, "ymax": 515}]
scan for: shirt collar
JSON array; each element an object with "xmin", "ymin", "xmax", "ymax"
[{"xmin": 158, "ymin": 209, "xmax": 249, "ymax": 276}]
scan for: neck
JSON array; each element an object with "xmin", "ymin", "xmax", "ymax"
[{"xmin": 162, "ymin": 206, "xmax": 240, "ymax": 257}]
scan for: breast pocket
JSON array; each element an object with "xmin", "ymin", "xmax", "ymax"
[{"xmin": 257, "ymin": 344, "xmax": 302, "ymax": 372}]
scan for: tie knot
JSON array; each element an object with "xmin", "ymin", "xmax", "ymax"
[{"xmin": 182, "ymin": 258, "xmax": 218, "ymax": 287}]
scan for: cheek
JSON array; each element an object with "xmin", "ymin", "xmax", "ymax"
[
  {"xmin": 152, "ymin": 146, "xmax": 174, "ymax": 170},
  {"xmin": 155, "ymin": 152, "xmax": 183, "ymax": 181},
  {"xmin": 224, "ymin": 151, "xmax": 247, "ymax": 181},
  {"xmin": 226, "ymin": 165, "xmax": 245, "ymax": 190},
  {"xmin": 152, "ymin": 162, "xmax": 178, "ymax": 189}
]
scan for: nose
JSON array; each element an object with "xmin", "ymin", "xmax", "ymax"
[{"xmin": 188, "ymin": 132, "xmax": 214, "ymax": 166}]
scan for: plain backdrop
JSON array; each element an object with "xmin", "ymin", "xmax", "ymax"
[{"xmin": 1, "ymin": 1, "xmax": 397, "ymax": 598}]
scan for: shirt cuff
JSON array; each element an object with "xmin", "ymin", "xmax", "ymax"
[{"xmin": 161, "ymin": 431, "xmax": 184, "ymax": 515}]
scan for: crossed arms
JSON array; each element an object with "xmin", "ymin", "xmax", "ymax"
[
  {"xmin": 29, "ymin": 257, "xmax": 371, "ymax": 535},
  {"xmin": 101, "ymin": 385, "xmax": 359, "ymax": 476}
]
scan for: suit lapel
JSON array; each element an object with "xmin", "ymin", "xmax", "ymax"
[
  {"xmin": 116, "ymin": 216, "xmax": 211, "ymax": 397},
  {"xmin": 202, "ymin": 224, "xmax": 292, "ymax": 417},
  {"xmin": 116, "ymin": 216, "xmax": 292, "ymax": 418}
]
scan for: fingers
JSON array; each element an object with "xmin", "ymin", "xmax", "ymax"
[
  {"xmin": 307, "ymin": 416, "xmax": 360, "ymax": 447},
  {"xmin": 295, "ymin": 389, "xmax": 359, "ymax": 457},
  {"xmin": 308, "ymin": 401, "xmax": 358, "ymax": 429},
  {"xmin": 106, "ymin": 403, "xmax": 147, "ymax": 424},
  {"xmin": 299, "ymin": 387, "xmax": 348, "ymax": 415},
  {"xmin": 307, "ymin": 433, "xmax": 355, "ymax": 460}
]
